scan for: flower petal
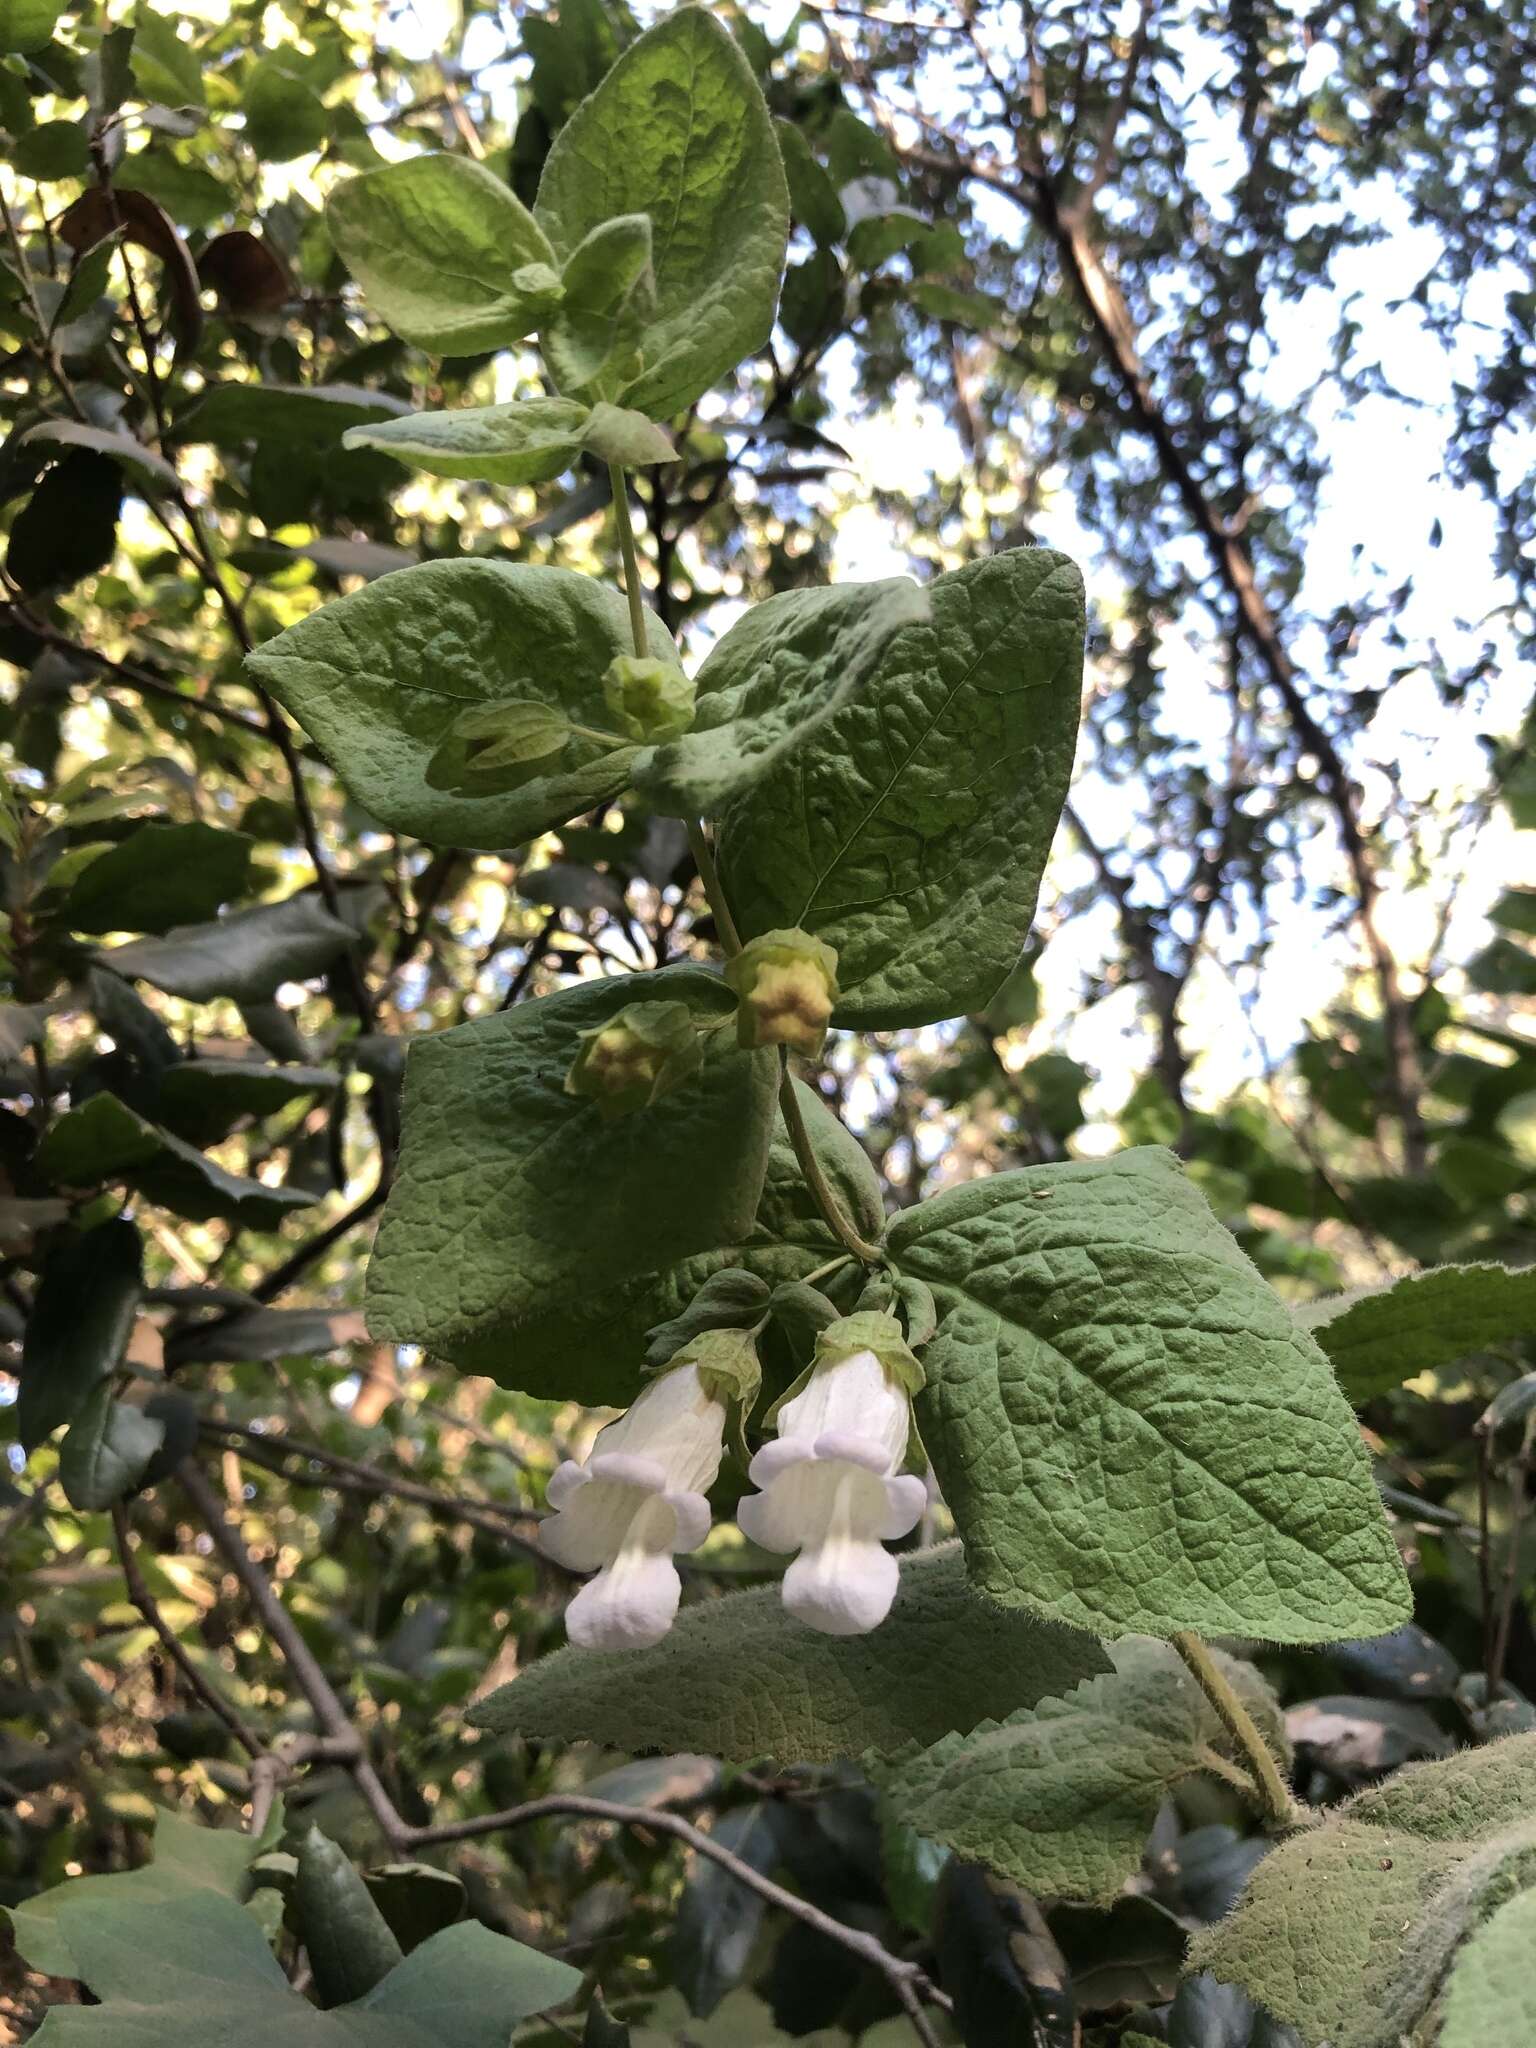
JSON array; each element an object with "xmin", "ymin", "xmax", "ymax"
[
  {"xmin": 665, "ymin": 1489, "xmax": 713, "ymax": 1553},
  {"xmin": 783, "ymin": 1534, "xmax": 899, "ymax": 1635},
  {"xmin": 566, "ymin": 1547, "xmax": 682, "ymax": 1649},
  {"xmin": 880, "ymin": 1473, "xmax": 929, "ymax": 1541},
  {"xmin": 545, "ymin": 1459, "xmax": 590, "ymax": 1511}
]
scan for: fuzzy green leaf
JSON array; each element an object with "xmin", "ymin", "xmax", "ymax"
[
  {"xmin": 1439, "ymin": 1885, "xmax": 1536, "ymax": 2048},
  {"xmin": 342, "ymin": 397, "xmax": 593, "ymax": 486},
  {"xmin": 246, "ymin": 560, "xmax": 678, "ymax": 850},
  {"xmin": 533, "ymin": 6, "xmax": 789, "ymax": 418},
  {"xmin": 887, "ymin": 1148, "xmax": 1410, "ymax": 1641},
  {"xmin": 326, "ymin": 154, "xmax": 560, "ymax": 354},
  {"xmin": 471, "ymin": 1544, "xmax": 1108, "ymax": 1762},
  {"xmin": 877, "ymin": 1641, "xmax": 1286, "ymax": 1904},
  {"xmin": 1191, "ymin": 1734, "xmax": 1536, "ymax": 2048},
  {"xmin": 1300, "ymin": 1261, "xmax": 1536, "ymax": 1402},
  {"xmin": 365, "ymin": 966, "xmax": 776, "ymax": 1357},
  {"xmin": 717, "ymin": 549, "xmax": 1085, "ymax": 1028},
  {"xmin": 445, "ymin": 1081, "xmax": 880, "ymax": 1403},
  {"xmin": 634, "ymin": 577, "xmax": 928, "ymax": 816}
]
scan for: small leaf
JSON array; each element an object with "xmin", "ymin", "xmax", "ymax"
[
  {"xmin": 470, "ymin": 1545, "xmax": 1108, "ymax": 1762},
  {"xmin": 426, "ymin": 698, "xmax": 579, "ymax": 792},
  {"xmin": 294, "ymin": 1825, "xmax": 403, "ymax": 2007},
  {"xmin": 243, "ymin": 58, "xmax": 328, "ymax": 161},
  {"xmin": 888, "ymin": 1148, "xmax": 1410, "ymax": 1641},
  {"xmin": 533, "ymin": 6, "xmax": 789, "ymax": 417},
  {"xmin": 544, "ymin": 211, "xmax": 655, "ymax": 396},
  {"xmin": 327, "ymin": 153, "xmax": 560, "ymax": 354},
  {"xmin": 36, "ymin": 1093, "xmax": 317, "ymax": 1225},
  {"xmin": 154, "ymin": 1058, "xmax": 340, "ymax": 1148},
  {"xmin": 776, "ymin": 120, "xmax": 846, "ymax": 244},
  {"xmin": 60, "ymin": 821, "xmax": 253, "ymax": 934},
  {"xmin": 17, "ymin": 1219, "xmax": 142, "ymax": 1454},
  {"xmin": 97, "ymin": 894, "xmax": 359, "ymax": 1004},
  {"xmin": 345, "ymin": 1918, "xmax": 581, "ymax": 2041},
  {"xmin": 58, "ymin": 1385, "xmax": 165, "ymax": 1512},
  {"xmin": 362, "ymin": 1865, "xmax": 466, "ymax": 1954},
  {"xmin": 1190, "ymin": 1732, "xmax": 1536, "ymax": 2048},
  {"xmin": 876, "ymin": 1640, "xmax": 1287, "ymax": 1905},
  {"xmin": 1300, "ymin": 1260, "xmax": 1536, "ymax": 1402},
  {"xmin": 247, "ymin": 560, "xmax": 678, "ymax": 851},
  {"xmin": 7, "ymin": 449, "xmax": 121, "ymax": 597},
  {"xmin": 342, "ymin": 396, "xmax": 592, "ymax": 486},
  {"xmin": 580, "ymin": 402, "xmax": 675, "ymax": 467},
  {"xmin": 672, "ymin": 1804, "xmax": 779, "ymax": 2017},
  {"xmin": 932, "ymin": 1862, "xmax": 1077, "ymax": 2048},
  {"xmin": 18, "ymin": 420, "xmax": 181, "ymax": 496},
  {"xmin": 365, "ymin": 966, "xmax": 777, "ymax": 1357}
]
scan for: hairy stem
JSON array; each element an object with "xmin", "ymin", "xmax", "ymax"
[
  {"xmin": 1172, "ymin": 1630, "xmax": 1295, "ymax": 1829},
  {"xmin": 685, "ymin": 816, "xmax": 743, "ymax": 955},
  {"xmin": 778, "ymin": 1052, "xmax": 884, "ymax": 1265}
]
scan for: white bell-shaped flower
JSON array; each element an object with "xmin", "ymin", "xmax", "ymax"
[
  {"xmin": 540, "ymin": 1363, "xmax": 726, "ymax": 1649},
  {"xmin": 737, "ymin": 1343, "xmax": 926, "ymax": 1637}
]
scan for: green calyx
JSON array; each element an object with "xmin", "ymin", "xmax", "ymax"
[
  {"xmin": 602, "ymin": 655, "xmax": 696, "ymax": 742},
  {"xmin": 654, "ymin": 1325, "xmax": 763, "ymax": 1470},
  {"xmin": 813, "ymin": 1309, "xmax": 925, "ymax": 1398},
  {"xmin": 725, "ymin": 927, "xmax": 840, "ymax": 1058},
  {"xmin": 563, "ymin": 998, "xmax": 702, "ymax": 1120}
]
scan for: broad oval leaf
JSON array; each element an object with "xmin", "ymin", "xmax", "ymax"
[
  {"xmin": 365, "ymin": 966, "xmax": 778, "ymax": 1356},
  {"xmin": 326, "ymin": 153, "xmax": 559, "ymax": 355},
  {"xmin": 470, "ymin": 1544, "xmax": 1109, "ymax": 1762},
  {"xmin": 1439, "ymin": 1885, "xmax": 1536, "ymax": 2048},
  {"xmin": 533, "ymin": 6, "xmax": 789, "ymax": 418},
  {"xmin": 246, "ymin": 560, "xmax": 678, "ymax": 850},
  {"xmin": 1190, "ymin": 1733, "xmax": 1536, "ymax": 2048},
  {"xmin": 887, "ymin": 1147, "xmax": 1410, "ymax": 1641},
  {"xmin": 97, "ymin": 895, "xmax": 358, "ymax": 1004},
  {"xmin": 716, "ymin": 548, "xmax": 1085, "ymax": 1029}
]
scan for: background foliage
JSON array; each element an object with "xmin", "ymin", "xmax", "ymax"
[{"xmin": 2, "ymin": 0, "xmax": 1535, "ymax": 2042}]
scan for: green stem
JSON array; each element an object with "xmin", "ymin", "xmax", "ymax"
[
  {"xmin": 610, "ymin": 461, "xmax": 881, "ymax": 1271},
  {"xmin": 609, "ymin": 462, "xmax": 649, "ymax": 659},
  {"xmin": 1172, "ymin": 1630, "xmax": 1296, "ymax": 1830},
  {"xmin": 685, "ymin": 816, "xmax": 743, "ymax": 956},
  {"xmin": 778, "ymin": 1052, "xmax": 884, "ymax": 1266}
]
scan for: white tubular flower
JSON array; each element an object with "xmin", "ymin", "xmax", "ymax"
[
  {"xmin": 737, "ymin": 1318, "xmax": 927, "ymax": 1638},
  {"xmin": 540, "ymin": 1363, "xmax": 727, "ymax": 1650}
]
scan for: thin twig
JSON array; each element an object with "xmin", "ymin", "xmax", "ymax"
[
  {"xmin": 401, "ymin": 1792, "xmax": 952, "ymax": 2034},
  {"xmin": 111, "ymin": 1501, "xmax": 264, "ymax": 1759}
]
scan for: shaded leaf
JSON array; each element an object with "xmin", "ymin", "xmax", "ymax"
[
  {"xmin": 17, "ymin": 1218, "xmax": 142, "ymax": 1453},
  {"xmin": 60, "ymin": 821, "xmax": 253, "ymax": 934},
  {"xmin": 98, "ymin": 894, "xmax": 359, "ymax": 1003},
  {"xmin": 36, "ymin": 1092, "xmax": 316, "ymax": 1224},
  {"xmin": 472, "ymin": 1544, "xmax": 1108, "ymax": 1763}
]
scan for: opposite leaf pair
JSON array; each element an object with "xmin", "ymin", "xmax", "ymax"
[{"xmin": 540, "ymin": 1312, "xmax": 927, "ymax": 1649}]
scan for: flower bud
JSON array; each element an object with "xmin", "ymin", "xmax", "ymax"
[
  {"xmin": 602, "ymin": 655, "xmax": 695, "ymax": 742},
  {"xmin": 725, "ymin": 929, "xmax": 840, "ymax": 1059},
  {"xmin": 563, "ymin": 998, "xmax": 702, "ymax": 1120}
]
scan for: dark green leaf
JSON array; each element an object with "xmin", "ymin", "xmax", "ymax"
[
  {"xmin": 36, "ymin": 1092, "xmax": 317, "ymax": 1225},
  {"xmin": 672, "ymin": 1804, "xmax": 778, "ymax": 2017},
  {"xmin": 97, "ymin": 895, "xmax": 359, "ymax": 1003},
  {"xmin": 17, "ymin": 1218, "xmax": 142, "ymax": 1453},
  {"xmin": 57, "ymin": 1384, "xmax": 165, "ymax": 1512},
  {"xmin": 294, "ymin": 1824, "xmax": 403, "ymax": 2006},
  {"xmin": 60, "ymin": 822, "xmax": 253, "ymax": 934}
]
